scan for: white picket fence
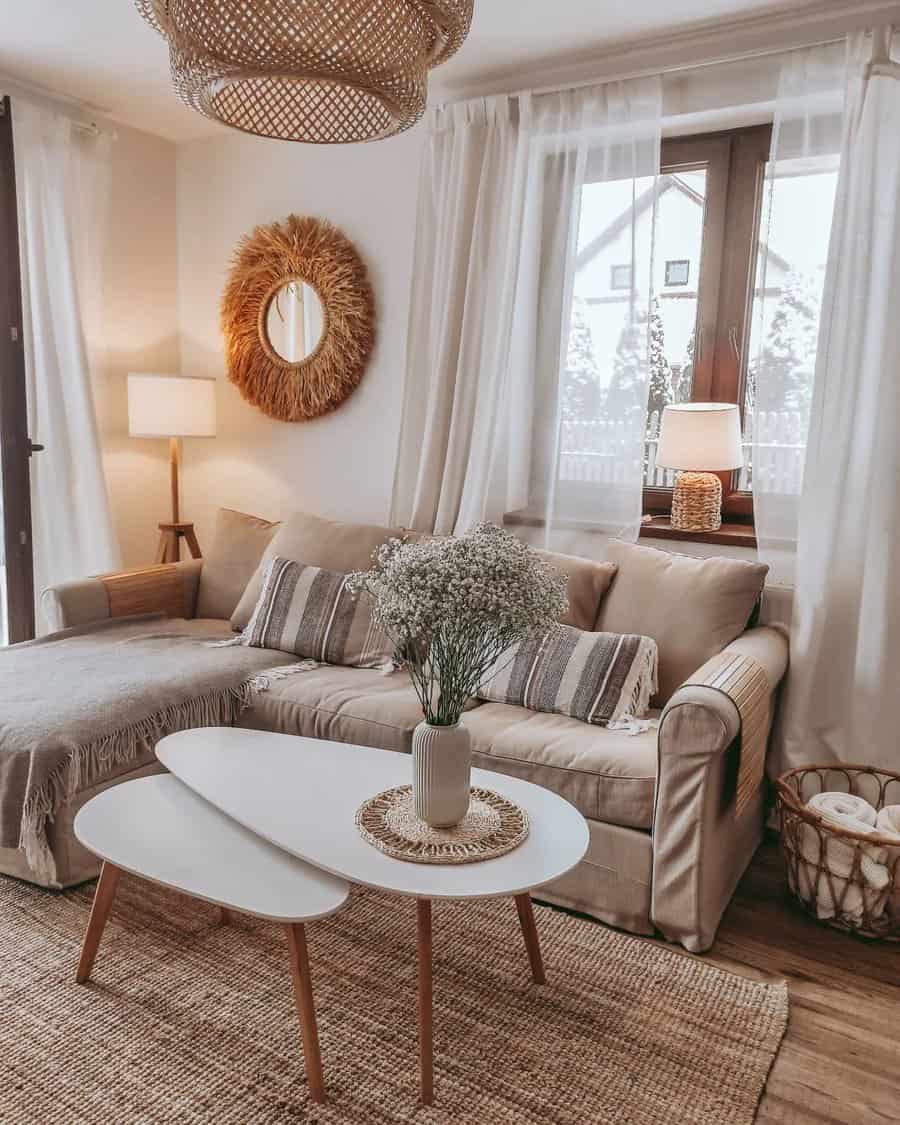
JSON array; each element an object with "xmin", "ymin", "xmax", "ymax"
[{"xmin": 559, "ymin": 409, "xmax": 806, "ymax": 493}]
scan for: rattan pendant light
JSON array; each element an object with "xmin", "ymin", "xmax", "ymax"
[{"xmin": 135, "ymin": 1, "xmax": 474, "ymax": 143}]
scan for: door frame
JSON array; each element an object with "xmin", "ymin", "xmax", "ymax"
[{"xmin": 0, "ymin": 95, "xmax": 35, "ymax": 642}]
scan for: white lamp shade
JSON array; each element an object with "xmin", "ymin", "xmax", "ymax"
[
  {"xmin": 127, "ymin": 373, "xmax": 217, "ymax": 438},
  {"xmin": 655, "ymin": 403, "xmax": 744, "ymax": 472}
]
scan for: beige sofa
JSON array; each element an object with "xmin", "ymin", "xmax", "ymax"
[{"xmin": 8, "ymin": 509, "xmax": 788, "ymax": 954}]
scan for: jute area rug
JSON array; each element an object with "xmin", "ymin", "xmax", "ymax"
[{"xmin": 1, "ymin": 873, "xmax": 787, "ymax": 1125}]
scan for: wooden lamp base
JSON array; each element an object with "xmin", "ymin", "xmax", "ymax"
[
  {"xmin": 670, "ymin": 471, "xmax": 723, "ymax": 533},
  {"xmin": 155, "ymin": 437, "xmax": 203, "ymax": 564},
  {"xmin": 156, "ymin": 522, "xmax": 202, "ymax": 564}
]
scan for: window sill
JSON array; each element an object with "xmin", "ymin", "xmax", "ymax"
[{"xmin": 639, "ymin": 516, "xmax": 757, "ymax": 549}]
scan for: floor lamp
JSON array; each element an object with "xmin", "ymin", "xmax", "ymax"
[{"xmin": 127, "ymin": 373, "xmax": 217, "ymax": 563}]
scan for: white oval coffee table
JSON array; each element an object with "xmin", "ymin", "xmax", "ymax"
[
  {"xmin": 157, "ymin": 727, "xmax": 589, "ymax": 1105},
  {"xmin": 74, "ymin": 774, "xmax": 349, "ymax": 1104}
]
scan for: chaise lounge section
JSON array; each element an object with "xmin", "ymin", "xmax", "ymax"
[{"xmin": 3, "ymin": 510, "xmax": 788, "ymax": 953}]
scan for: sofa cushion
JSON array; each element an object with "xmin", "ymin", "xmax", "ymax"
[
  {"xmin": 232, "ymin": 510, "xmax": 404, "ymax": 630},
  {"xmin": 243, "ymin": 558, "xmax": 394, "ymax": 668},
  {"xmin": 595, "ymin": 539, "xmax": 768, "ymax": 705},
  {"xmin": 196, "ymin": 508, "xmax": 279, "ymax": 620},
  {"xmin": 465, "ymin": 702, "xmax": 659, "ymax": 830},
  {"xmin": 238, "ymin": 665, "xmax": 426, "ymax": 753},
  {"xmin": 535, "ymin": 550, "xmax": 617, "ymax": 631},
  {"xmin": 478, "ymin": 627, "xmax": 658, "ymax": 726}
]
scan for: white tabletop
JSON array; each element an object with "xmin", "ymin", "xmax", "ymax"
[
  {"xmin": 74, "ymin": 774, "xmax": 349, "ymax": 922},
  {"xmin": 157, "ymin": 727, "xmax": 590, "ymax": 901}
]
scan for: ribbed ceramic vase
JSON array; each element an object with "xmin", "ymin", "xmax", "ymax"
[{"xmin": 412, "ymin": 720, "xmax": 472, "ymax": 828}]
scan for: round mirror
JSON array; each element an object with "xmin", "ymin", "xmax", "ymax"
[{"xmin": 265, "ymin": 281, "xmax": 325, "ymax": 363}]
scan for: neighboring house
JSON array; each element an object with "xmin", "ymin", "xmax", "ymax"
[{"xmin": 570, "ymin": 172, "xmax": 791, "ymax": 405}]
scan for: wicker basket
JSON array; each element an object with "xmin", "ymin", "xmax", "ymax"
[{"xmin": 776, "ymin": 765, "xmax": 900, "ymax": 940}]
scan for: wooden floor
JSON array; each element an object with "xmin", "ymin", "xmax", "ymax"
[{"xmin": 698, "ymin": 839, "xmax": 900, "ymax": 1125}]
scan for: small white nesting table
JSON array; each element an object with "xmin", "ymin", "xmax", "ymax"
[
  {"xmin": 74, "ymin": 774, "xmax": 349, "ymax": 1104},
  {"xmin": 158, "ymin": 727, "xmax": 590, "ymax": 1105}
]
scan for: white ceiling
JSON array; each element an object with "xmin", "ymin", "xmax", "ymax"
[{"xmin": 0, "ymin": 1, "xmax": 867, "ymax": 142}]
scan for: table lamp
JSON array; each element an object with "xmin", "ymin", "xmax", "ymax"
[
  {"xmin": 127, "ymin": 373, "xmax": 217, "ymax": 562},
  {"xmin": 655, "ymin": 403, "xmax": 743, "ymax": 533}
]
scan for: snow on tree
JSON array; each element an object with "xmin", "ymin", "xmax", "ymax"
[
  {"xmin": 605, "ymin": 307, "xmax": 649, "ymax": 423},
  {"xmin": 562, "ymin": 297, "xmax": 603, "ymax": 420},
  {"xmin": 647, "ymin": 298, "xmax": 673, "ymax": 423},
  {"xmin": 748, "ymin": 269, "xmax": 821, "ymax": 423},
  {"xmin": 672, "ymin": 328, "xmax": 695, "ymax": 405}
]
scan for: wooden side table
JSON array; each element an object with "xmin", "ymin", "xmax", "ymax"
[{"xmin": 156, "ymin": 521, "xmax": 202, "ymax": 564}]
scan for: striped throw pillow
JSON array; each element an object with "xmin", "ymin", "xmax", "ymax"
[
  {"xmin": 242, "ymin": 557, "xmax": 394, "ymax": 668},
  {"xmin": 477, "ymin": 626, "xmax": 658, "ymax": 726}
]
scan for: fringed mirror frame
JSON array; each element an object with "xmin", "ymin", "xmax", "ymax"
[{"xmin": 222, "ymin": 214, "xmax": 375, "ymax": 421}]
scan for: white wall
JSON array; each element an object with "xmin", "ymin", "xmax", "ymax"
[
  {"xmin": 93, "ymin": 123, "xmax": 180, "ymax": 568},
  {"xmin": 174, "ymin": 128, "xmax": 424, "ymax": 553}
]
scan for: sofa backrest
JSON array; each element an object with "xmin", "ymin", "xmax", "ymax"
[
  {"xmin": 201, "ymin": 509, "xmax": 768, "ymax": 706},
  {"xmin": 195, "ymin": 508, "xmax": 279, "ymax": 621},
  {"xmin": 230, "ymin": 510, "xmax": 404, "ymax": 630},
  {"xmin": 595, "ymin": 539, "xmax": 768, "ymax": 705}
]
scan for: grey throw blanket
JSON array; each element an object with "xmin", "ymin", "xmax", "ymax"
[{"xmin": 0, "ymin": 616, "xmax": 299, "ymax": 884}]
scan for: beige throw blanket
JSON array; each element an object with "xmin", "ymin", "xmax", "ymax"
[{"xmin": 0, "ymin": 616, "xmax": 299, "ymax": 884}]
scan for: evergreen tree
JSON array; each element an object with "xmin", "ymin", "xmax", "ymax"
[
  {"xmin": 646, "ymin": 298, "xmax": 673, "ymax": 423},
  {"xmin": 606, "ymin": 307, "xmax": 648, "ymax": 423},
  {"xmin": 674, "ymin": 328, "xmax": 696, "ymax": 405},
  {"xmin": 750, "ymin": 269, "xmax": 821, "ymax": 421},
  {"xmin": 562, "ymin": 297, "xmax": 603, "ymax": 420}
]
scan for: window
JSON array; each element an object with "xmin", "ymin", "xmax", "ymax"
[
  {"xmin": 664, "ymin": 259, "xmax": 690, "ymax": 286},
  {"xmin": 610, "ymin": 264, "xmax": 632, "ymax": 290},
  {"xmin": 561, "ymin": 126, "xmax": 781, "ymax": 531}
]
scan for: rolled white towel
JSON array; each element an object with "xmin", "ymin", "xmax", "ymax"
[
  {"xmin": 875, "ymin": 805, "xmax": 900, "ymax": 922},
  {"xmin": 809, "ymin": 791, "xmax": 876, "ymax": 828},
  {"xmin": 798, "ymin": 792, "xmax": 890, "ymax": 923},
  {"xmin": 875, "ymin": 804, "xmax": 900, "ymax": 838}
]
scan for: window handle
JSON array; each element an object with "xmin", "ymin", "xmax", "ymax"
[{"xmin": 27, "ymin": 439, "xmax": 44, "ymax": 456}]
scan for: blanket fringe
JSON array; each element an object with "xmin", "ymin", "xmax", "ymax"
[{"xmin": 18, "ymin": 663, "xmax": 314, "ymax": 886}]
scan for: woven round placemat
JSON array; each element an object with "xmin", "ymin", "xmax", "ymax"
[{"xmin": 355, "ymin": 785, "xmax": 529, "ymax": 865}]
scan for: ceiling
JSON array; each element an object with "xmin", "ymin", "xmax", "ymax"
[{"xmin": 0, "ymin": 1, "xmax": 862, "ymax": 142}]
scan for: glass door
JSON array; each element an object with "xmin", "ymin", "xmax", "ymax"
[{"xmin": 0, "ymin": 96, "xmax": 35, "ymax": 643}]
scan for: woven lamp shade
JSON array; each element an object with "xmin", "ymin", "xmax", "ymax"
[{"xmin": 136, "ymin": 0, "xmax": 474, "ymax": 143}]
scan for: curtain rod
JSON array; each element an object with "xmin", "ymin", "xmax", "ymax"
[
  {"xmin": 437, "ymin": 35, "xmax": 843, "ymax": 107},
  {"xmin": 0, "ymin": 76, "xmax": 117, "ymax": 140},
  {"xmin": 437, "ymin": 18, "xmax": 896, "ymax": 107}
]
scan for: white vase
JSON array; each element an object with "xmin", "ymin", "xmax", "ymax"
[{"xmin": 412, "ymin": 720, "xmax": 472, "ymax": 828}]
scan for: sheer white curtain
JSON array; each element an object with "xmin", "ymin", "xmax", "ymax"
[
  {"xmin": 751, "ymin": 42, "xmax": 847, "ymax": 584},
  {"xmin": 391, "ymin": 95, "xmax": 530, "ymax": 533},
  {"xmin": 774, "ymin": 29, "xmax": 900, "ymax": 774},
  {"xmin": 391, "ymin": 79, "xmax": 662, "ymax": 545},
  {"xmin": 12, "ymin": 99, "xmax": 120, "ymax": 622}
]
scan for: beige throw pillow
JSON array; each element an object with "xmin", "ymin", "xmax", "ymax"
[
  {"xmin": 231, "ymin": 510, "xmax": 405, "ymax": 630},
  {"xmin": 595, "ymin": 539, "xmax": 768, "ymax": 704},
  {"xmin": 535, "ymin": 550, "xmax": 617, "ymax": 631},
  {"xmin": 195, "ymin": 508, "xmax": 279, "ymax": 620}
]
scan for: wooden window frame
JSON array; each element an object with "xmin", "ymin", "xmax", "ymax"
[{"xmin": 642, "ymin": 124, "xmax": 772, "ymax": 533}]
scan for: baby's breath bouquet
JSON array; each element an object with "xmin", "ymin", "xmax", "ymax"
[{"xmin": 348, "ymin": 523, "xmax": 567, "ymax": 727}]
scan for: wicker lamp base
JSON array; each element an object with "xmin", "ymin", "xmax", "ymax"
[{"xmin": 671, "ymin": 471, "xmax": 723, "ymax": 532}]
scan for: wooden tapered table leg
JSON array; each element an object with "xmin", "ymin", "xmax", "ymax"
[
  {"xmin": 76, "ymin": 862, "xmax": 122, "ymax": 984},
  {"xmin": 514, "ymin": 893, "xmax": 546, "ymax": 985},
  {"xmin": 417, "ymin": 898, "xmax": 434, "ymax": 1106},
  {"xmin": 286, "ymin": 923, "xmax": 326, "ymax": 1105}
]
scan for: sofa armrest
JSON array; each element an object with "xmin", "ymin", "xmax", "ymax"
[
  {"xmin": 650, "ymin": 626, "xmax": 788, "ymax": 952},
  {"xmin": 41, "ymin": 559, "xmax": 203, "ymax": 633}
]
